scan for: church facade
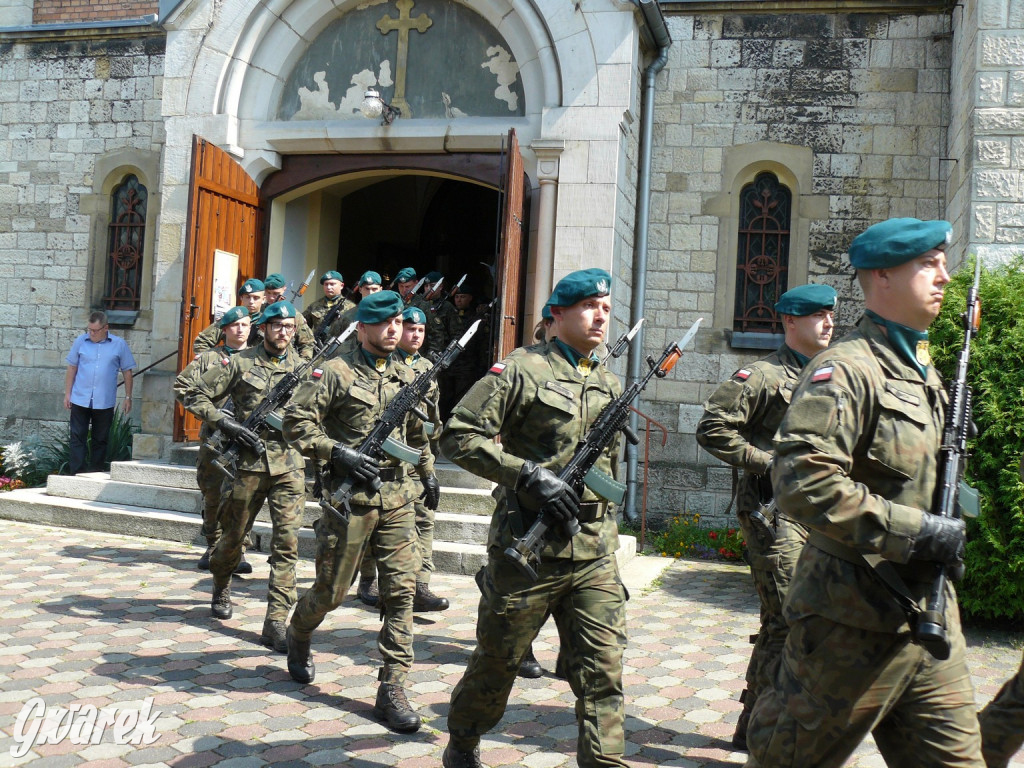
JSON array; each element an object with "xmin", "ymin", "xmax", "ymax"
[{"xmin": 0, "ymin": 0, "xmax": 1019, "ymax": 526}]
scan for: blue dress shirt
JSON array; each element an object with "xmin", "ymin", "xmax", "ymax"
[{"xmin": 66, "ymin": 333, "xmax": 137, "ymax": 409}]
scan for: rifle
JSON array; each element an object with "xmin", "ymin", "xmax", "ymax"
[
  {"xmin": 914, "ymin": 256, "xmax": 982, "ymax": 660},
  {"xmin": 400, "ymin": 276, "xmax": 427, "ymax": 302},
  {"xmin": 601, "ymin": 318, "xmax": 644, "ymax": 364},
  {"xmin": 505, "ymin": 318, "xmax": 703, "ymax": 580},
  {"xmin": 207, "ymin": 322, "xmax": 358, "ymax": 479},
  {"xmin": 321, "ymin": 319, "xmax": 484, "ymax": 526},
  {"xmin": 432, "ymin": 273, "xmax": 467, "ymax": 312},
  {"xmin": 314, "ymin": 298, "xmax": 349, "ymax": 349},
  {"xmin": 290, "ymin": 269, "xmax": 316, "ymax": 302},
  {"xmin": 423, "ymin": 276, "xmax": 444, "ymax": 302}
]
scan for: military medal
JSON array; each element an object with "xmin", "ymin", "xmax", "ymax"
[
  {"xmin": 375, "ymin": 357, "xmax": 387, "ymax": 372},
  {"xmin": 577, "ymin": 357, "xmax": 592, "ymax": 375},
  {"xmin": 916, "ymin": 340, "xmax": 931, "ymax": 366}
]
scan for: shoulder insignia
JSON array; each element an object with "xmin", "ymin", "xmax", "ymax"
[
  {"xmin": 312, "ymin": 368, "xmax": 323, "ymax": 379},
  {"xmin": 220, "ymin": 357, "xmax": 230, "ymax": 366},
  {"xmin": 733, "ymin": 369, "xmax": 751, "ymax": 380},
  {"xmin": 811, "ymin": 366, "xmax": 834, "ymax": 383},
  {"xmin": 489, "ymin": 362, "xmax": 506, "ymax": 375}
]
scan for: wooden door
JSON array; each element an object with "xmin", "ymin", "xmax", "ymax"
[
  {"xmin": 174, "ymin": 136, "xmax": 263, "ymax": 441},
  {"xmin": 494, "ymin": 128, "xmax": 527, "ymax": 359}
]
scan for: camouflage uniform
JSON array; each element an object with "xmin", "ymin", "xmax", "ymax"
[
  {"xmin": 441, "ymin": 339, "xmax": 628, "ymax": 768},
  {"xmin": 440, "ymin": 304, "xmax": 491, "ymax": 418},
  {"xmin": 696, "ymin": 344, "xmax": 810, "ymax": 720},
  {"xmin": 407, "ymin": 294, "xmax": 444, "ymax": 359},
  {"xmin": 978, "ymin": 643, "xmax": 1024, "ymax": 767},
  {"xmin": 359, "ymin": 350, "xmax": 442, "ymax": 587},
  {"xmin": 184, "ymin": 344, "xmax": 307, "ymax": 623},
  {"xmin": 745, "ymin": 315, "xmax": 984, "ymax": 768},
  {"xmin": 194, "ymin": 313, "xmax": 315, "ymax": 360},
  {"xmin": 303, "ymin": 295, "xmax": 355, "ymax": 344},
  {"xmin": 282, "ymin": 346, "xmax": 433, "ymax": 685}
]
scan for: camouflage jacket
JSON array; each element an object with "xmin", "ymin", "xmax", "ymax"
[
  {"xmin": 774, "ymin": 314, "xmax": 949, "ymax": 633},
  {"xmin": 173, "ymin": 346, "xmax": 235, "ymax": 440},
  {"xmin": 407, "ymin": 295, "xmax": 444, "ymax": 359},
  {"xmin": 282, "ymin": 347, "xmax": 433, "ymax": 510},
  {"xmin": 193, "ymin": 312, "xmax": 315, "ymax": 361},
  {"xmin": 696, "ymin": 344, "xmax": 803, "ymax": 514},
  {"xmin": 440, "ymin": 339, "xmax": 623, "ymax": 561},
  {"xmin": 303, "ymin": 295, "xmax": 356, "ymax": 342},
  {"xmin": 183, "ymin": 344, "xmax": 306, "ymax": 476},
  {"xmin": 394, "ymin": 350, "xmax": 441, "ymax": 458}
]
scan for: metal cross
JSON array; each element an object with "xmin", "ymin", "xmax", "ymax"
[{"xmin": 376, "ymin": 0, "xmax": 432, "ymax": 118}]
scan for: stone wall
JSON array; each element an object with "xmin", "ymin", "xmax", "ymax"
[
  {"xmin": 0, "ymin": 31, "xmax": 165, "ymax": 446},
  {"xmin": 641, "ymin": 10, "xmax": 954, "ymax": 528}
]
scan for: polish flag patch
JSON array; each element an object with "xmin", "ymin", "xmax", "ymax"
[
  {"xmin": 811, "ymin": 366, "xmax": 834, "ymax": 383},
  {"xmin": 220, "ymin": 357, "xmax": 230, "ymax": 365},
  {"xmin": 489, "ymin": 362, "xmax": 506, "ymax": 375},
  {"xmin": 312, "ymin": 368, "xmax": 323, "ymax": 379},
  {"xmin": 733, "ymin": 369, "xmax": 751, "ymax": 380}
]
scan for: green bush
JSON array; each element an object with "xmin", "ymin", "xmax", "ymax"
[
  {"xmin": 930, "ymin": 256, "xmax": 1024, "ymax": 622},
  {"xmin": 647, "ymin": 512, "xmax": 745, "ymax": 562}
]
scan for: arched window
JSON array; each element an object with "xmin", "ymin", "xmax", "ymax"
[
  {"xmin": 103, "ymin": 175, "xmax": 148, "ymax": 311},
  {"xmin": 733, "ymin": 172, "xmax": 791, "ymax": 336}
]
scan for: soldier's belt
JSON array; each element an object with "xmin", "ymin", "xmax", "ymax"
[
  {"xmin": 376, "ymin": 467, "xmax": 405, "ymax": 482},
  {"xmin": 808, "ymin": 532, "xmax": 937, "ymax": 583},
  {"xmin": 576, "ymin": 501, "xmax": 606, "ymax": 523}
]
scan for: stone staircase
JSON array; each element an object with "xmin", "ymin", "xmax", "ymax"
[{"xmin": 0, "ymin": 446, "xmax": 636, "ymax": 574}]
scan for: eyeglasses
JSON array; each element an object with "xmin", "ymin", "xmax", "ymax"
[
  {"xmin": 268, "ymin": 322, "xmax": 296, "ymax": 334},
  {"xmin": 87, "ymin": 325, "xmax": 108, "ymax": 333}
]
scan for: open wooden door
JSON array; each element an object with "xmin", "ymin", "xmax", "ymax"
[
  {"xmin": 494, "ymin": 128, "xmax": 528, "ymax": 360},
  {"xmin": 174, "ymin": 136, "xmax": 263, "ymax": 441}
]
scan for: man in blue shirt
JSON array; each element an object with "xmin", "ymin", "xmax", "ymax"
[{"xmin": 64, "ymin": 311, "xmax": 136, "ymax": 475}]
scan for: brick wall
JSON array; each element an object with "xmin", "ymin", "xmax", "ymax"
[{"xmin": 33, "ymin": 0, "xmax": 158, "ymax": 25}]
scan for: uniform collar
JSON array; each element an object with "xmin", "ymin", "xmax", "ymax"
[
  {"xmin": 864, "ymin": 310, "xmax": 930, "ymax": 380},
  {"xmin": 858, "ymin": 314, "xmax": 939, "ymax": 386},
  {"xmin": 360, "ymin": 347, "xmax": 391, "ymax": 373},
  {"xmin": 398, "ymin": 347, "xmax": 420, "ymax": 365}
]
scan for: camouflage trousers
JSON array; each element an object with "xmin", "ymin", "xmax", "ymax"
[
  {"xmin": 359, "ymin": 498, "xmax": 435, "ymax": 584},
  {"xmin": 978, "ymin": 648, "xmax": 1024, "ymax": 768},
  {"xmin": 195, "ymin": 446, "xmax": 227, "ymax": 546},
  {"xmin": 745, "ymin": 611, "xmax": 984, "ymax": 768},
  {"xmin": 290, "ymin": 501, "xmax": 418, "ymax": 685},
  {"xmin": 447, "ymin": 552, "xmax": 628, "ymax": 768},
  {"xmin": 737, "ymin": 510, "xmax": 808, "ymax": 710},
  {"xmin": 209, "ymin": 468, "xmax": 304, "ymax": 622}
]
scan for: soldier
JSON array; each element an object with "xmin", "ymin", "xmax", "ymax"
[
  {"xmin": 356, "ymin": 305, "xmax": 450, "ymax": 612},
  {"xmin": 439, "ymin": 284, "xmax": 490, "ymax": 419},
  {"xmin": 193, "ymin": 278, "xmax": 265, "ymax": 355},
  {"xmin": 264, "ymin": 273, "xmax": 316, "ymax": 360},
  {"xmin": 303, "ymin": 270, "xmax": 355, "ymax": 343},
  {"xmin": 182, "ymin": 301, "xmax": 307, "ymax": 654},
  {"xmin": 979, "ymin": 651, "xmax": 1024, "ymax": 768},
  {"xmin": 696, "ymin": 283, "xmax": 837, "ymax": 750},
  {"xmin": 440, "ymin": 268, "xmax": 628, "ymax": 768},
  {"xmin": 394, "ymin": 267, "xmax": 419, "ymax": 301},
  {"xmin": 745, "ymin": 218, "xmax": 983, "ymax": 767},
  {"xmin": 173, "ymin": 306, "xmax": 255, "ymax": 574},
  {"xmin": 356, "ymin": 270, "xmax": 383, "ymax": 298},
  {"xmin": 281, "ymin": 290, "xmax": 438, "ymax": 733}
]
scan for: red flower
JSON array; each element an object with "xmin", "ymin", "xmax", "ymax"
[{"xmin": 709, "ymin": 531, "xmax": 717, "ymax": 540}]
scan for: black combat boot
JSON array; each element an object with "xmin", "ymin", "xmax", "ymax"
[
  {"xmin": 732, "ymin": 689, "xmax": 753, "ymax": 751},
  {"xmin": 260, "ymin": 618, "xmax": 287, "ymax": 653},
  {"xmin": 554, "ymin": 649, "xmax": 568, "ymax": 680},
  {"xmin": 442, "ymin": 743, "xmax": 484, "ymax": 768},
  {"xmin": 211, "ymin": 582, "xmax": 232, "ymax": 620},
  {"xmin": 373, "ymin": 683, "xmax": 421, "ymax": 732},
  {"xmin": 413, "ymin": 582, "xmax": 450, "ymax": 612},
  {"xmin": 197, "ymin": 545, "xmax": 214, "ymax": 570},
  {"xmin": 234, "ymin": 551, "xmax": 253, "ymax": 575},
  {"xmin": 357, "ymin": 575, "xmax": 379, "ymax": 607},
  {"xmin": 286, "ymin": 626, "xmax": 315, "ymax": 683},
  {"xmin": 518, "ymin": 646, "xmax": 543, "ymax": 679}
]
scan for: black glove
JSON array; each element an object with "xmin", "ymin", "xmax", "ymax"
[
  {"xmin": 910, "ymin": 514, "xmax": 966, "ymax": 566},
  {"xmin": 218, "ymin": 416, "xmax": 262, "ymax": 452},
  {"xmin": 420, "ymin": 474, "xmax": 440, "ymax": 510},
  {"xmin": 331, "ymin": 443, "xmax": 381, "ymax": 485},
  {"xmin": 516, "ymin": 461, "xmax": 580, "ymax": 524}
]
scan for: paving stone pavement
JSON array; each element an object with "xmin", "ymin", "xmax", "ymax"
[{"xmin": 0, "ymin": 520, "xmax": 1020, "ymax": 768}]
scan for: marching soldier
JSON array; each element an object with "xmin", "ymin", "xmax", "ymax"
[
  {"xmin": 356, "ymin": 305, "xmax": 450, "ymax": 612},
  {"xmin": 281, "ymin": 290, "xmax": 438, "ymax": 733},
  {"xmin": 173, "ymin": 306, "xmax": 255, "ymax": 574},
  {"xmin": 303, "ymin": 270, "xmax": 355, "ymax": 342},
  {"xmin": 193, "ymin": 278, "xmax": 265, "ymax": 355},
  {"xmin": 264, "ymin": 273, "xmax": 316, "ymax": 360},
  {"xmin": 696, "ymin": 283, "xmax": 837, "ymax": 749},
  {"xmin": 745, "ymin": 218, "xmax": 983, "ymax": 767},
  {"xmin": 183, "ymin": 301, "xmax": 307, "ymax": 654},
  {"xmin": 356, "ymin": 270, "xmax": 383, "ymax": 298},
  {"xmin": 440, "ymin": 268, "xmax": 628, "ymax": 768},
  {"xmin": 979, "ymin": 650, "xmax": 1024, "ymax": 767}
]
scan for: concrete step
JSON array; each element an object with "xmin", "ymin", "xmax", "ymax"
[{"xmin": 0, "ymin": 487, "xmax": 635, "ymax": 575}]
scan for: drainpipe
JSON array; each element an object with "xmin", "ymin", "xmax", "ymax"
[{"xmin": 624, "ymin": 0, "xmax": 671, "ymax": 522}]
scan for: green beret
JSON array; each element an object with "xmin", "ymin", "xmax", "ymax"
[
  {"xmin": 239, "ymin": 278, "xmax": 265, "ymax": 295},
  {"xmin": 848, "ymin": 218, "xmax": 952, "ymax": 269},
  {"xmin": 774, "ymin": 284, "xmax": 837, "ymax": 316},
  {"xmin": 424, "ymin": 270, "xmax": 443, "ymax": 283},
  {"xmin": 357, "ymin": 290, "xmax": 404, "ymax": 323},
  {"xmin": 402, "ymin": 306, "xmax": 427, "ymax": 325},
  {"xmin": 358, "ymin": 270, "xmax": 382, "ymax": 286},
  {"xmin": 541, "ymin": 304, "xmax": 552, "ymax": 320},
  {"xmin": 218, "ymin": 306, "xmax": 249, "ymax": 327},
  {"xmin": 264, "ymin": 273, "xmax": 286, "ymax": 289},
  {"xmin": 320, "ymin": 270, "xmax": 343, "ymax": 284},
  {"xmin": 455, "ymin": 283, "xmax": 475, "ymax": 296},
  {"xmin": 395, "ymin": 267, "xmax": 417, "ymax": 282},
  {"xmin": 260, "ymin": 300, "xmax": 297, "ymax": 323},
  {"xmin": 547, "ymin": 268, "xmax": 612, "ymax": 308}
]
